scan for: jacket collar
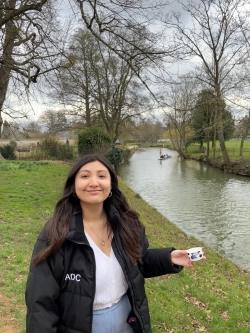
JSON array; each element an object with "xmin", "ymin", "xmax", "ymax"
[
  {"xmin": 105, "ymin": 203, "xmax": 120, "ymax": 231},
  {"xmin": 66, "ymin": 211, "xmax": 86, "ymax": 244}
]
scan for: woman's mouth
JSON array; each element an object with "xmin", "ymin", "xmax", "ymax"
[{"xmin": 87, "ymin": 190, "xmax": 101, "ymax": 194}]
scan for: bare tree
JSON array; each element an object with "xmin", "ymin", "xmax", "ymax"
[
  {"xmin": 68, "ymin": 0, "xmax": 185, "ymax": 101},
  {"xmin": 0, "ymin": 0, "xmax": 189, "ymax": 139},
  {"xmin": 52, "ymin": 29, "xmax": 151, "ymax": 142},
  {"xmin": 134, "ymin": 119, "xmax": 164, "ymax": 144},
  {"xmin": 73, "ymin": 0, "xmax": 178, "ymax": 61},
  {"xmin": 164, "ymin": 78, "xmax": 198, "ymax": 155},
  {"xmin": 22, "ymin": 120, "xmax": 42, "ymax": 138},
  {"xmin": 39, "ymin": 109, "xmax": 68, "ymax": 135},
  {"xmin": 0, "ymin": 0, "xmax": 49, "ymax": 28},
  {"xmin": 51, "ymin": 30, "xmax": 100, "ymax": 127},
  {"xmin": 164, "ymin": 0, "xmax": 250, "ymax": 165},
  {"xmin": 0, "ymin": 0, "xmax": 66, "ymax": 136}
]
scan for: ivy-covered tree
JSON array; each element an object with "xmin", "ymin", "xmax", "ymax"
[
  {"xmin": 191, "ymin": 90, "xmax": 216, "ymax": 153},
  {"xmin": 223, "ymin": 109, "xmax": 235, "ymax": 142},
  {"xmin": 237, "ymin": 112, "xmax": 250, "ymax": 157},
  {"xmin": 191, "ymin": 89, "xmax": 234, "ymax": 157}
]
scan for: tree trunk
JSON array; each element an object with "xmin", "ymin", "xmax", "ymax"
[
  {"xmin": 83, "ymin": 54, "xmax": 91, "ymax": 127},
  {"xmin": 206, "ymin": 140, "xmax": 210, "ymax": 158},
  {"xmin": 213, "ymin": 127, "xmax": 216, "ymax": 159},
  {"xmin": 240, "ymin": 110, "xmax": 250, "ymax": 157},
  {"xmin": 0, "ymin": 0, "xmax": 17, "ymax": 137},
  {"xmin": 168, "ymin": 122, "xmax": 177, "ymax": 151},
  {"xmin": 181, "ymin": 124, "xmax": 185, "ymax": 151},
  {"xmin": 240, "ymin": 136, "xmax": 245, "ymax": 157},
  {"xmin": 217, "ymin": 110, "xmax": 230, "ymax": 164}
]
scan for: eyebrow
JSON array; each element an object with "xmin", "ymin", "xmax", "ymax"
[{"xmin": 78, "ymin": 169, "xmax": 108, "ymax": 173}]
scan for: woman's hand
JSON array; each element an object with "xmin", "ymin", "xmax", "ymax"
[{"xmin": 171, "ymin": 250, "xmax": 206, "ymax": 267}]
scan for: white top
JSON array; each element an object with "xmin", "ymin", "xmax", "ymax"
[{"xmin": 85, "ymin": 232, "xmax": 128, "ymax": 310}]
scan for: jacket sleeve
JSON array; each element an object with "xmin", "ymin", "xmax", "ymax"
[
  {"xmin": 25, "ymin": 238, "xmax": 64, "ymax": 333},
  {"xmin": 140, "ymin": 227, "xmax": 183, "ymax": 278}
]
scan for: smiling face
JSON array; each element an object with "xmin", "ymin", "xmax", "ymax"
[{"xmin": 74, "ymin": 161, "xmax": 112, "ymax": 208}]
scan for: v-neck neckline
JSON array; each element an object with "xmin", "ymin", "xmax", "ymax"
[{"xmin": 85, "ymin": 231, "xmax": 112, "ymax": 258}]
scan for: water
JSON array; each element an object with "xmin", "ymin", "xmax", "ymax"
[{"xmin": 119, "ymin": 147, "xmax": 250, "ymax": 271}]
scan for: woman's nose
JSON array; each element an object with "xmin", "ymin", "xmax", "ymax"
[{"xmin": 89, "ymin": 177, "xmax": 99, "ymax": 186}]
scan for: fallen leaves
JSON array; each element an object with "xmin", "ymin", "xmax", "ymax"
[
  {"xmin": 184, "ymin": 294, "xmax": 209, "ymax": 311},
  {"xmin": 191, "ymin": 319, "xmax": 208, "ymax": 332},
  {"xmin": 219, "ymin": 311, "xmax": 230, "ymax": 320}
]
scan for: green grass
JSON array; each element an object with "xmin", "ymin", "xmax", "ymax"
[
  {"xmin": 0, "ymin": 160, "xmax": 68, "ymax": 332},
  {"xmin": 138, "ymin": 139, "xmax": 250, "ymax": 160},
  {"xmin": 1, "ymin": 160, "xmax": 250, "ymax": 332},
  {"xmin": 186, "ymin": 140, "xmax": 250, "ymax": 160}
]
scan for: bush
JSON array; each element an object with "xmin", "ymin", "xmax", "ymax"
[
  {"xmin": 57, "ymin": 144, "xmax": 74, "ymax": 160},
  {"xmin": 40, "ymin": 137, "xmax": 58, "ymax": 159},
  {"xmin": 0, "ymin": 140, "xmax": 17, "ymax": 160},
  {"xmin": 105, "ymin": 147, "xmax": 123, "ymax": 171},
  {"xmin": 78, "ymin": 127, "xmax": 112, "ymax": 156},
  {"xmin": 37, "ymin": 137, "xmax": 74, "ymax": 160}
]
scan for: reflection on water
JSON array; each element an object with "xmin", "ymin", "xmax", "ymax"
[{"xmin": 119, "ymin": 147, "xmax": 250, "ymax": 271}]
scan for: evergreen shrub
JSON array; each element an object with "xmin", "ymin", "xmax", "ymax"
[
  {"xmin": 105, "ymin": 147, "xmax": 123, "ymax": 171},
  {"xmin": 0, "ymin": 140, "xmax": 17, "ymax": 160},
  {"xmin": 78, "ymin": 127, "xmax": 112, "ymax": 156}
]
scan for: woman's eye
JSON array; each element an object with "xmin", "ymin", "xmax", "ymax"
[
  {"xmin": 81, "ymin": 175, "xmax": 88, "ymax": 178},
  {"xmin": 99, "ymin": 175, "xmax": 106, "ymax": 178}
]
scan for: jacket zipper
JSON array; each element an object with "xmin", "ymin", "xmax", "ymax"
[{"xmin": 113, "ymin": 237, "xmax": 145, "ymax": 333}]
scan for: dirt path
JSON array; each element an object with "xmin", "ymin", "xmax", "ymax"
[{"xmin": 0, "ymin": 293, "xmax": 20, "ymax": 333}]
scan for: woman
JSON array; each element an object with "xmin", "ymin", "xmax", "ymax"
[{"xmin": 25, "ymin": 153, "xmax": 197, "ymax": 333}]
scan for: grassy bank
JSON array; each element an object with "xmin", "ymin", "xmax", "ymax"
[
  {"xmin": 0, "ymin": 160, "xmax": 250, "ymax": 333},
  {"xmin": 152, "ymin": 140, "xmax": 250, "ymax": 161},
  {"xmin": 185, "ymin": 140, "xmax": 250, "ymax": 161},
  {"xmin": 133, "ymin": 140, "xmax": 250, "ymax": 160}
]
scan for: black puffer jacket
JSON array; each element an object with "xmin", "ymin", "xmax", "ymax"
[{"xmin": 25, "ymin": 208, "xmax": 183, "ymax": 333}]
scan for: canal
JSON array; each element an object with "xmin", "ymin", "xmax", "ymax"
[{"xmin": 119, "ymin": 147, "xmax": 250, "ymax": 271}]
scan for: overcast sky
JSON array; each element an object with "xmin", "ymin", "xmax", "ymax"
[{"xmin": 4, "ymin": 0, "xmax": 249, "ymax": 124}]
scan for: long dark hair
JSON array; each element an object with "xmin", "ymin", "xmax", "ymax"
[{"xmin": 33, "ymin": 153, "xmax": 143, "ymax": 265}]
